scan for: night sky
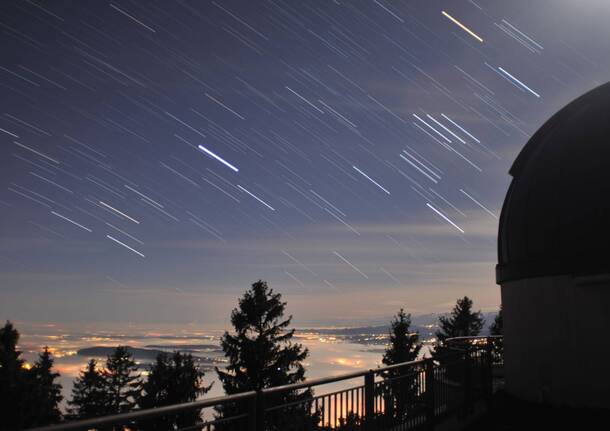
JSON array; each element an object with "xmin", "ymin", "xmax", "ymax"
[{"xmin": 2, "ymin": 0, "xmax": 609, "ymax": 326}]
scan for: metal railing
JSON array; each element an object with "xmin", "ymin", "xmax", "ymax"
[{"xmin": 30, "ymin": 337, "xmax": 502, "ymax": 431}]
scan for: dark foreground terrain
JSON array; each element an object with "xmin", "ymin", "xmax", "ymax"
[{"xmin": 467, "ymin": 390, "xmax": 610, "ymax": 430}]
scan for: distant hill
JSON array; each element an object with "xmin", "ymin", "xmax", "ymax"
[
  {"xmin": 78, "ymin": 346, "xmax": 166, "ymax": 360},
  {"xmin": 299, "ymin": 325, "xmax": 429, "ymax": 336},
  {"xmin": 77, "ymin": 345, "xmax": 222, "ymax": 362},
  {"xmin": 144, "ymin": 344, "xmax": 221, "ymax": 352},
  {"xmin": 298, "ymin": 311, "xmax": 499, "ymax": 340},
  {"xmin": 299, "ymin": 325, "xmax": 389, "ymax": 335},
  {"xmin": 299, "ymin": 307, "xmax": 498, "ymax": 333}
]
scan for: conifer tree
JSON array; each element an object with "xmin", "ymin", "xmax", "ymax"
[
  {"xmin": 138, "ymin": 351, "xmax": 211, "ymax": 430},
  {"xmin": 216, "ymin": 280, "xmax": 315, "ymax": 430},
  {"xmin": 382, "ymin": 309, "xmax": 422, "ymax": 366},
  {"xmin": 103, "ymin": 346, "xmax": 142, "ymax": 414},
  {"xmin": 434, "ymin": 297, "xmax": 484, "ymax": 343},
  {"xmin": 27, "ymin": 347, "xmax": 63, "ymax": 425},
  {"xmin": 432, "ymin": 296, "xmax": 484, "ymax": 364},
  {"xmin": 490, "ymin": 305, "xmax": 504, "ymax": 362},
  {"xmin": 0, "ymin": 321, "xmax": 28, "ymax": 430},
  {"xmin": 381, "ymin": 309, "xmax": 422, "ymax": 424},
  {"xmin": 1, "ymin": 323, "xmax": 64, "ymax": 428},
  {"xmin": 68, "ymin": 359, "xmax": 111, "ymax": 419},
  {"xmin": 490, "ymin": 306, "xmax": 503, "ymax": 336}
]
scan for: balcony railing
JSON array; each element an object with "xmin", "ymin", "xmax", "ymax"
[{"xmin": 29, "ymin": 336, "xmax": 502, "ymax": 431}]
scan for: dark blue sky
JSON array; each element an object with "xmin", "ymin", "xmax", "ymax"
[{"xmin": 1, "ymin": 0, "xmax": 609, "ymax": 326}]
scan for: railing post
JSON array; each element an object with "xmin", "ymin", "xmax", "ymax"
[
  {"xmin": 485, "ymin": 339, "xmax": 494, "ymax": 402},
  {"xmin": 248, "ymin": 392, "xmax": 258, "ymax": 431},
  {"xmin": 462, "ymin": 350, "xmax": 472, "ymax": 416},
  {"xmin": 364, "ymin": 370, "xmax": 376, "ymax": 431},
  {"xmin": 425, "ymin": 358, "xmax": 435, "ymax": 430},
  {"xmin": 249, "ymin": 390, "xmax": 265, "ymax": 431}
]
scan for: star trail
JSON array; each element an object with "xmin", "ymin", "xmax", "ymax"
[{"xmin": 1, "ymin": 0, "xmax": 609, "ymax": 324}]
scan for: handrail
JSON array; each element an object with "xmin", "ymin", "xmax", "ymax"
[
  {"xmin": 28, "ymin": 337, "xmax": 503, "ymax": 431},
  {"xmin": 28, "ymin": 391, "xmax": 257, "ymax": 431},
  {"xmin": 28, "ymin": 358, "xmax": 431, "ymax": 431},
  {"xmin": 261, "ymin": 368, "xmax": 371, "ymax": 395},
  {"xmin": 263, "ymin": 357, "xmax": 428, "ymax": 395},
  {"xmin": 445, "ymin": 335, "xmax": 502, "ymax": 343}
]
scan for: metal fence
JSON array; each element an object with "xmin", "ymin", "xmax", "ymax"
[{"xmin": 29, "ymin": 337, "xmax": 501, "ymax": 431}]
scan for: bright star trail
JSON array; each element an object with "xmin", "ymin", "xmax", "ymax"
[
  {"xmin": 197, "ymin": 145, "xmax": 239, "ymax": 172},
  {"xmin": 236, "ymin": 185, "xmax": 275, "ymax": 211},
  {"xmin": 400, "ymin": 153, "xmax": 439, "ymax": 184},
  {"xmin": 440, "ymin": 114, "xmax": 481, "ymax": 143},
  {"xmin": 51, "ymin": 211, "xmax": 92, "ymax": 233},
  {"xmin": 14, "ymin": 142, "xmax": 60, "ymax": 164},
  {"xmin": 459, "ymin": 189, "xmax": 498, "ymax": 220},
  {"xmin": 333, "ymin": 251, "xmax": 369, "ymax": 279},
  {"xmin": 99, "ymin": 201, "xmax": 140, "ymax": 224},
  {"xmin": 106, "ymin": 234, "xmax": 145, "ymax": 258},
  {"xmin": 441, "ymin": 10, "xmax": 484, "ymax": 43},
  {"xmin": 497, "ymin": 67, "xmax": 541, "ymax": 98},
  {"xmin": 426, "ymin": 203, "xmax": 465, "ymax": 234},
  {"xmin": 353, "ymin": 166, "xmax": 391, "ymax": 195},
  {"xmin": 1, "ymin": 0, "xmax": 607, "ymax": 323}
]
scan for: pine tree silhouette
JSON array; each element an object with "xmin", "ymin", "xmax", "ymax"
[
  {"xmin": 68, "ymin": 359, "xmax": 111, "ymax": 419},
  {"xmin": 27, "ymin": 347, "xmax": 63, "ymax": 425},
  {"xmin": 103, "ymin": 346, "xmax": 142, "ymax": 414},
  {"xmin": 434, "ymin": 296, "xmax": 484, "ymax": 346},
  {"xmin": 381, "ymin": 309, "xmax": 423, "ymax": 424},
  {"xmin": 216, "ymin": 280, "xmax": 317, "ymax": 430},
  {"xmin": 0, "ymin": 321, "xmax": 28, "ymax": 430},
  {"xmin": 138, "ymin": 351, "xmax": 212, "ymax": 430},
  {"xmin": 1, "ymin": 322, "xmax": 63, "ymax": 429},
  {"xmin": 432, "ymin": 297, "xmax": 484, "ymax": 383},
  {"xmin": 490, "ymin": 305, "xmax": 504, "ymax": 363}
]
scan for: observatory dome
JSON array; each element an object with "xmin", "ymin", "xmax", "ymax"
[{"xmin": 497, "ymin": 82, "xmax": 610, "ymax": 283}]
